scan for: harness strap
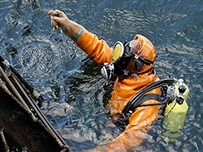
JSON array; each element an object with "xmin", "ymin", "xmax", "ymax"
[
  {"xmin": 116, "ymin": 93, "xmax": 160, "ymax": 129},
  {"xmin": 122, "ymin": 79, "xmax": 175, "ymax": 115},
  {"xmin": 115, "ymin": 79, "xmax": 175, "ymax": 130},
  {"xmin": 133, "ymin": 93, "xmax": 160, "ymax": 109}
]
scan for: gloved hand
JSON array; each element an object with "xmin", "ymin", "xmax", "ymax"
[{"xmin": 48, "ymin": 10, "xmax": 82, "ymax": 39}]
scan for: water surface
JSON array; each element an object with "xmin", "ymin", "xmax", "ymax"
[{"xmin": 0, "ymin": 0, "xmax": 203, "ymax": 151}]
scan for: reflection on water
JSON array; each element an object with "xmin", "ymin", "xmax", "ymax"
[{"xmin": 0, "ymin": 0, "xmax": 203, "ymax": 151}]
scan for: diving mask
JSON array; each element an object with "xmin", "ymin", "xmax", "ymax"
[
  {"xmin": 101, "ymin": 41, "xmax": 135, "ymax": 80},
  {"xmin": 101, "ymin": 40, "xmax": 154, "ymax": 80}
]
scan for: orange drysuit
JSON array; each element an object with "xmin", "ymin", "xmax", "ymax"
[{"xmin": 75, "ymin": 28, "xmax": 161, "ymax": 151}]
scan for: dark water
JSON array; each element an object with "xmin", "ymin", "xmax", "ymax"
[{"xmin": 0, "ymin": 0, "xmax": 203, "ymax": 151}]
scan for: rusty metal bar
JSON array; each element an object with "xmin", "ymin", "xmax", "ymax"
[
  {"xmin": 0, "ymin": 56, "xmax": 71, "ymax": 152},
  {"xmin": 0, "ymin": 128, "xmax": 10, "ymax": 152}
]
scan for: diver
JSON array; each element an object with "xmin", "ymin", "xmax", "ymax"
[{"xmin": 48, "ymin": 10, "xmax": 188, "ymax": 151}]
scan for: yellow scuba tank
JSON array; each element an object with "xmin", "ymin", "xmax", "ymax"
[{"xmin": 163, "ymin": 79, "xmax": 189, "ymax": 142}]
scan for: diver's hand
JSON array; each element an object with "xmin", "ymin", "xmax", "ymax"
[
  {"xmin": 48, "ymin": 10, "xmax": 69, "ymax": 29},
  {"xmin": 48, "ymin": 10, "xmax": 82, "ymax": 39}
]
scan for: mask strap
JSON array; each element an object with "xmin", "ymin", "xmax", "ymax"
[
  {"xmin": 134, "ymin": 54, "xmax": 153, "ymax": 65},
  {"xmin": 123, "ymin": 70, "xmax": 136, "ymax": 78},
  {"xmin": 119, "ymin": 67, "xmax": 154, "ymax": 81}
]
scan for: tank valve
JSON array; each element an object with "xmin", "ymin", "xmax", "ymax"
[{"xmin": 178, "ymin": 85, "xmax": 186, "ymax": 94}]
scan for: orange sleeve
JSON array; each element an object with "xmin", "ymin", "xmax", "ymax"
[{"xmin": 75, "ymin": 28, "xmax": 112, "ymax": 65}]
